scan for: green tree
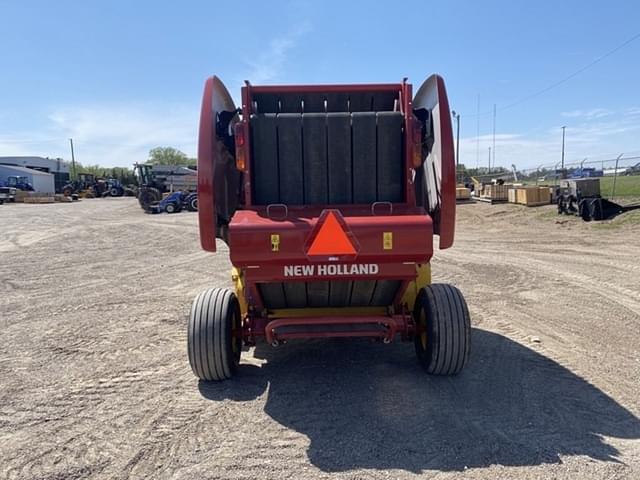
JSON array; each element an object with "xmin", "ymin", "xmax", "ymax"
[{"xmin": 147, "ymin": 147, "xmax": 195, "ymax": 166}]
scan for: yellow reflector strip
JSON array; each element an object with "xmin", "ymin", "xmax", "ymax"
[
  {"xmin": 271, "ymin": 234, "xmax": 280, "ymax": 252},
  {"xmin": 383, "ymin": 232, "xmax": 393, "ymax": 250}
]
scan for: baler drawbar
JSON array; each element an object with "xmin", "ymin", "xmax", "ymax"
[{"xmin": 188, "ymin": 75, "xmax": 470, "ymax": 381}]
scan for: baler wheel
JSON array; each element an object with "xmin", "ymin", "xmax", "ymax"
[
  {"xmin": 188, "ymin": 288, "xmax": 241, "ymax": 381},
  {"xmin": 414, "ymin": 284, "xmax": 470, "ymax": 375}
]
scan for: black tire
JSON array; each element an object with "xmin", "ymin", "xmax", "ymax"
[
  {"xmin": 164, "ymin": 202, "xmax": 180, "ymax": 214},
  {"xmin": 63, "ymin": 186, "xmax": 73, "ymax": 197},
  {"xmin": 187, "ymin": 196, "xmax": 198, "ymax": 212},
  {"xmin": 414, "ymin": 284, "xmax": 470, "ymax": 375},
  {"xmin": 589, "ymin": 198, "xmax": 604, "ymax": 221},
  {"xmin": 109, "ymin": 187, "xmax": 120, "ymax": 197},
  {"xmin": 138, "ymin": 187, "xmax": 162, "ymax": 211},
  {"xmin": 188, "ymin": 288, "xmax": 242, "ymax": 381}
]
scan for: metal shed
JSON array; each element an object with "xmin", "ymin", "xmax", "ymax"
[{"xmin": 0, "ymin": 165, "xmax": 55, "ymax": 193}]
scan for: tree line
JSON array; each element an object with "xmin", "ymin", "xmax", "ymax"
[{"xmin": 67, "ymin": 147, "xmax": 195, "ymax": 185}]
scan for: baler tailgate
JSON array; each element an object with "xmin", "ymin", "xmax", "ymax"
[{"xmin": 189, "ymin": 75, "xmax": 470, "ymax": 382}]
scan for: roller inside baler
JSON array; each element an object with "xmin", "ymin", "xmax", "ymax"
[{"xmin": 188, "ymin": 76, "xmax": 470, "ymax": 381}]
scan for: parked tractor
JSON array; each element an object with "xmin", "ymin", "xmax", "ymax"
[
  {"xmin": 5, "ymin": 175, "xmax": 34, "ymax": 191},
  {"xmin": 62, "ymin": 173, "xmax": 100, "ymax": 197},
  {"xmin": 134, "ymin": 163, "xmax": 197, "ymax": 211},
  {"xmin": 557, "ymin": 178, "xmax": 640, "ymax": 220},
  {"xmin": 187, "ymin": 75, "xmax": 469, "ymax": 381},
  {"xmin": 148, "ymin": 191, "xmax": 198, "ymax": 214},
  {"xmin": 105, "ymin": 178, "xmax": 125, "ymax": 197},
  {"xmin": 0, "ymin": 186, "xmax": 16, "ymax": 204}
]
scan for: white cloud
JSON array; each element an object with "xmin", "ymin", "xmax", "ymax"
[
  {"xmin": 459, "ymin": 108, "xmax": 640, "ymax": 171},
  {"xmin": 560, "ymin": 108, "xmax": 612, "ymax": 119},
  {"xmin": 0, "ymin": 103, "xmax": 198, "ymax": 168},
  {"xmin": 242, "ymin": 22, "xmax": 311, "ymax": 85}
]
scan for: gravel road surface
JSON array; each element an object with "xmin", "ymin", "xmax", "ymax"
[{"xmin": 1, "ymin": 198, "xmax": 639, "ymax": 479}]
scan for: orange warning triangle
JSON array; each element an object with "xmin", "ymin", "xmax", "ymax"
[{"xmin": 307, "ymin": 211, "xmax": 357, "ymax": 255}]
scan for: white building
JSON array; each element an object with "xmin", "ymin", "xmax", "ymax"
[
  {"xmin": 0, "ymin": 156, "xmax": 70, "ymax": 192},
  {"xmin": 0, "ymin": 164, "xmax": 55, "ymax": 193}
]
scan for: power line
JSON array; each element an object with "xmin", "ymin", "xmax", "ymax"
[{"xmin": 463, "ymin": 30, "xmax": 640, "ymax": 118}]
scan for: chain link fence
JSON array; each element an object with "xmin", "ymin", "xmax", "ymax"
[{"xmin": 458, "ymin": 154, "xmax": 640, "ymax": 199}]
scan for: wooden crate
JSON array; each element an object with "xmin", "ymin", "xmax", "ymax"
[
  {"xmin": 508, "ymin": 188, "xmax": 517, "ymax": 203},
  {"xmin": 482, "ymin": 184, "xmax": 508, "ymax": 200},
  {"xmin": 537, "ymin": 187, "xmax": 551, "ymax": 205},
  {"xmin": 14, "ymin": 190, "xmax": 29, "ymax": 203},
  {"xmin": 456, "ymin": 187, "xmax": 471, "ymax": 200},
  {"xmin": 514, "ymin": 186, "xmax": 538, "ymax": 205},
  {"xmin": 24, "ymin": 196, "xmax": 55, "ymax": 204},
  {"xmin": 55, "ymin": 194, "xmax": 73, "ymax": 202}
]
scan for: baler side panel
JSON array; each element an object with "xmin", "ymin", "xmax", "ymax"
[
  {"xmin": 197, "ymin": 76, "xmax": 240, "ymax": 252},
  {"xmin": 413, "ymin": 75, "xmax": 456, "ymax": 249}
]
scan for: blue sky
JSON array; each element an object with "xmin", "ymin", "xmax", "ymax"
[{"xmin": 1, "ymin": 0, "xmax": 639, "ymax": 169}]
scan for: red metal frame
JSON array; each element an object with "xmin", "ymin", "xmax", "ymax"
[
  {"xmin": 197, "ymin": 77, "xmax": 216, "ymax": 252},
  {"xmin": 198, "ymin": 76, "xmax": 457, "ymax": 344},
  {"xmin": 264, "ymin": 314, "xmax": 412, "ymax": 345},
  {"xmin": 240, "ymin": 82, "xmax": 414, "ymax": 212},
  {"xmin": 434, "ymin": 76, "xmax": 456, "ymax": 249}
]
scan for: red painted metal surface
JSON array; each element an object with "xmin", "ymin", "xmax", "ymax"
[
  {"xmin": 240, "ymin": 83, "xmax": 253, "ymax": 206},
  {"xmin": 197, "ymin": 76, "xmax": 457, "ymax": 345},
  {"xmin": 197, "ymin": 77, "xmax": 216, "ymax": 252},
  {"xmin": 197, "ymin": 76, "xmax": 238, "ymax": 252},
  {"xmin": 246, "ymin": 83, "xmax": 402, "ymax": 94},
  {"xmin": 264, "ymin": 314, "xmax": 411, "ymax": 344},
  {"xmin": 401, "ymin": 80, "xmax": 416, "ymax": 206},
  {"xmin": 243, "ymin": 262, "xmax": 420, "ymax": 283},
  {"xmin": 228, "ymin": 208, "xmax": 433, "ymax": 273},
  {"xmin": 434, "ymin": 76, "xmax": 456, "ymax": 249}
]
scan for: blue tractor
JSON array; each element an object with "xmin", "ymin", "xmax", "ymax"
[
  {"xmin": 5, "ymin": 175, "xmax": 34, "ymax": 191},
  {"xmin": 149, "ymin": 191, "xmax": 198, "ymax": 214}
]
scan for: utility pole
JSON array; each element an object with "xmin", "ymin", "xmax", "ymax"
[
  {"xmin": 492, "ymin": 104, "xmax": 496, "ymax": 172},
  {"xmin": 69, "ymin": 138, "xmax": 77, "ymax": 180},
  {"xmin": 488, "ymin": 147, "xmax": 491, "ymax": 173},
  {"xmin": 561, "ymin": 126, "xmax": 566, "ymax": 170},
  {"xmin": 452, "ymin": 110, "xmax": 460, "ymax": 182},
  {"xmin": 476, "ymin": 94, "xmax": 480, "ymax": 169}
]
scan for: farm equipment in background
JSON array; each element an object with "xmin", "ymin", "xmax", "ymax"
[
  {"xmin": 105, "ymin": 178, "xmax": 125, "ymax": 197},
  {"xmin": 62, "ymin": 173, "xmax": 101, "ymax": 198},
  {"xmin": 557, "ymin": 178, "xmax": 640, "ymax": 220},
  {"xmin": 134, "ymin": 163, "xmax": 197, "ymax": 211},
  {"xmin": 5, "ymin": 175, "xmax": 34, "ymax": 191},
  {"xmin": 148, "ymin": 191, "xmax": 198, "ymax": 214},
  {"xmin": 187, "ymin": 75, "xmax": 469, "ymax": 381},
  {"xmin": 0, "ymin": 186, "xmax": 16, "ymax": 204},
  {"xmin": 568, "ymin": 167, "xmax": 603, "ymax": 179}
]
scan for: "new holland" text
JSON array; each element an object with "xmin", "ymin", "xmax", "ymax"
[{"xmin": 284, "ymin": 264, "xmax": 380, "ymax": 277}]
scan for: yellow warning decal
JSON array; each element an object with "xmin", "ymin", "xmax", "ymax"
[
  {"xmin": 383, "ymin": 232, "xmax": 393, "ymax": 250},
  {"xmin": 271, "ymin": 234, "xmax": 280, "ymax": 252}
]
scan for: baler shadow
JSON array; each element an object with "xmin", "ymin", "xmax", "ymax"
[{"xmin": 198, "ymin": 328, "xmax": 640, "ymax": 473}]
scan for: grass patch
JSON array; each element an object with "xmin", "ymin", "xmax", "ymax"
[
  {"xmin": 523, "ymin": 175, "xmax": 640, "ymax": 197},
  {"xmin": 592, "ymin": 208, "xmax": 640, "ymax": 230},
  {"xmin": 597, "ymin": 176, "xmax": 640, "ymax": 198}
]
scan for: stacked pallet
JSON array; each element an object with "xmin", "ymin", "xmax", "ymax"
[
  {"xmin": 456, "ymin": 187, "xmax": 471, "ymax": 200},
  {"xmin": 13, "ymin": 190, "xmax": 30, "ymax": 203},
  {"xmin": 22, "ymin": 193, "xmax": 55, "ymax": 204},
  {"xmin": 55, "ymin": 194, "xmax": 73, "ymax": 202},
  {"xmin": 509, "ymin": 186, "xmax": 551, "ymax": 206},
  {"xmin": 482, "ymin": 184, "xmax": 509, "ymax": 201}
]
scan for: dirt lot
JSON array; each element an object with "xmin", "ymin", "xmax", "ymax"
[{"xmin": 1, "ymin": 198, "xmax": 639, "ymax": 479}]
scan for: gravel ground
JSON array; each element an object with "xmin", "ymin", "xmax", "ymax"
[{"xmin": 1, "ymin": 198, "xmax": 639, "ymax": 479}]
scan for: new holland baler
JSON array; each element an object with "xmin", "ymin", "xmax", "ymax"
[{"xmin": 188, "ymin": 75, "xmax": 470, "ymax": 381}]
